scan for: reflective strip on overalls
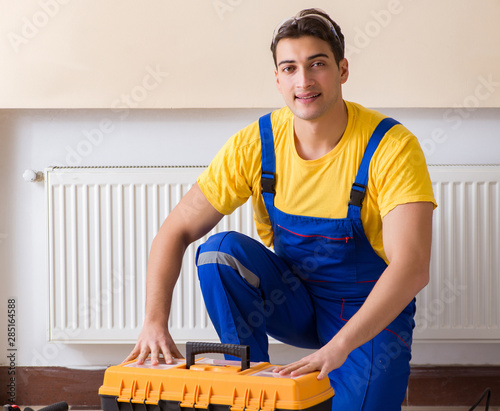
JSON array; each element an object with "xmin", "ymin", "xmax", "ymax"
[{"xmin": 196, "ymin": 113, "xmax": 416, "ymax": 411}]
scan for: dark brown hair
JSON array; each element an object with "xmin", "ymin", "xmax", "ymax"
[{"xmin": 270, "ymin": 8, "xmax": 345, "ymax": 67}]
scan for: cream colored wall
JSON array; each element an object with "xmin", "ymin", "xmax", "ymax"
[{"xmin": 1, "ymin": 0, "xmax": 499, "ymax": 108}]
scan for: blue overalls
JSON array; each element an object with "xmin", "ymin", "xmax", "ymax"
[{"xmin": 196, "ymin": 113, "xmax": 416, "ymax": 410}]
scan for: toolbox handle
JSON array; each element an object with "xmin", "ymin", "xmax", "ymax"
[{"xmin": 186, "ymin": 342, "xmax": 250, "ymax": 371}]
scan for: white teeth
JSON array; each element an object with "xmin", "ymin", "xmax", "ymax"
[{"xmin": 298, "ymin": 94, "xmax": 320, "ymax": 100}]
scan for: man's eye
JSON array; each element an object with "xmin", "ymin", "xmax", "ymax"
[
  {"xmin": 312, "ymin": 62, "xmax": 325, "ymax": 67},
  {"xmin": 282, "ymin": 66, "xmax": 295, "ymax": 73}
]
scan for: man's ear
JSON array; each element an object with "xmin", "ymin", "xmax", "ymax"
[
  {"xmin": 275, "ymin": 69, "xmax": 282, "ymax": 93},
  {"xmin": 339, "ymin": 58, "xmax": 349, "ymax": 85}
]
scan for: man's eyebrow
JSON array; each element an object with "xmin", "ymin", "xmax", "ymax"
[
  {"xmin": 307, "ymin": 53, "xmax": 330, "ymax": 60},
  {"xmin": 278, "ymin": 59, "xmax": 295, "ymax": 67},
  {"xmin": 277, "ymin": 53, "xmax": 331, "ymax": 67}
]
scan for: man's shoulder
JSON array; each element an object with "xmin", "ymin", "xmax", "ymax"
[
  {"xmin": 347, "ymin": 101, "xmax": 415, "ymax": 143},
  {"xmin": 234, "ymin": 107, "xmax": 292, "ymax": 147},
  {"xmin": 347, "ymin": 101, "xmax": 391, "ymax": 131},
  {"xmin": 270, "ymin": 106, "xmax": 294, "ymax": 129}
]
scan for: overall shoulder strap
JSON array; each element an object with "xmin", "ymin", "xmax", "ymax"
[
  {"xmin": 258, "ymin": 113, "xmax": 276, "ymax": 222},
  {"xmin": 348, "ymin": 117, "xmax": 400, "ymax": 218}
]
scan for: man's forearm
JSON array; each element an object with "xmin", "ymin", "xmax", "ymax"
[
  {"xmin": 143, "ymin": 229, "xmax": 189, "ymax": 327},
  {"xmin": 331, "ymin": 202, "xmax": 432, "ymax": 355},
  {"xmin": 328, "ymin": 260, "xmax": 428, "ymax": 356},
  {"xmin": 143, "ymin": 183, "xmax": 224, "ymax": 326}
]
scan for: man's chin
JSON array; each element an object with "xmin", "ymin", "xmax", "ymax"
[{"xmin": 288, "ymin": 107, "xmax": 326, "ymax": 122}]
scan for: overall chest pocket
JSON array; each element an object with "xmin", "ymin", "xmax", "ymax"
[{"xmin": 273, "ymin": 222, "xmax": 357, "ymax": 283}]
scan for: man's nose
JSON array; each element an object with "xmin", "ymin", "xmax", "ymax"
[{"xmin": 296, "ymin": 68, "xmax": 315, "ymax": 89}]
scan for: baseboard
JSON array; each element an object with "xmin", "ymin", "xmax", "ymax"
[
  {"xmin": 1, "ymin": 366, "xmax": 498, "ymax": 407},
  {"xmin": 0, "ymin": 366, "xmax": 105, "ymax": 406},
  {"xmin": 405, "ymin": 366, "xmax": 499, "ymax": 406}
]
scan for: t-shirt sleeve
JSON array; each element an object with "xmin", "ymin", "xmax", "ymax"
[
  {"xmin": 197, "ymin": 131, "xmax": 259, "ymax": 216},
  {"xmin": 371, "ymin": 127, "xmax": 437, "ymax": 218}
]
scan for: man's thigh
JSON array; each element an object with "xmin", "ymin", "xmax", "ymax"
[{"xmin": 196, "ymin": 231, "xmax": 322, "ymax": 355}]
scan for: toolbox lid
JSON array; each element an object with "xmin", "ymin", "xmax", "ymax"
[{"xmin": 99, "ymin": 357, "xmax": 334, "ymax": 411}]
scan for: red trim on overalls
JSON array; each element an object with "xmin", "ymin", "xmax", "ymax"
[
  {"xmin": 340, "ymin": 298, "xmax": 410, "ymax": 349},
  {"xmin": 277, "ymin": 224, "xmax": 353, "ymax": 242}
]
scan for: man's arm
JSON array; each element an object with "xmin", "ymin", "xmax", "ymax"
[
  {"xmin": 124, "ymin": 183, "xmax": 224, "ymax": 365},
  {"xmin": 274, "ymin": 201, "xmax": 434, "ymax": 379}
]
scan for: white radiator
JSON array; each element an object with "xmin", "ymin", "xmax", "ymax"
[
  {"xmin": 45, "ymin": 165, "xmax": 500, "ymax": 343},
  {"xmin": 46, "ymin": 166, "xmax": 257, "ymax": 343},
  {"xmin": 414, "ymin": 165, "xmax": 500, "ymax": 341}
]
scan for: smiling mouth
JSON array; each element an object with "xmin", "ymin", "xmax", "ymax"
[{"xmin": 296, "ymin": 93, "xmax": 321, "ymax": 100}]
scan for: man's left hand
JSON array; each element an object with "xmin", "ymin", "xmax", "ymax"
[{"xmin": 272, "ymin": 340, "xmax": 348, "ymax": 380}]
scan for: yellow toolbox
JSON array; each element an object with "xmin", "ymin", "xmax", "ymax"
[{"xmin": 99, "ymin": 342, "xmax": 334, "ymax": 411}]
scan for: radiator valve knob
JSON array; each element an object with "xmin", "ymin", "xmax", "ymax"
[{"xmin": 23, "ymin": 169, "xmax": 43, "ymax": 182}]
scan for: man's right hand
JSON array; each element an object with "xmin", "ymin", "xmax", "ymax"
[{"xmin": 123, "ymin": 323, "xmax": 184, "ymax": 366}]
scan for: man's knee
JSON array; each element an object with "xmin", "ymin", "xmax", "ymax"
[
  {"xmin": 197, "ymin": 231, "xmax": 250, "ymax": 257},
  {"xmin": 196, "ymin": 231, "xmax": 259, "ymax": 284},
  {"xmin": 198, "ymin": 231, "xmax": 247, "ymax": 255}
]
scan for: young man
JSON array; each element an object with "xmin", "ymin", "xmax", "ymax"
[{"xmin": 125, "ymin": 8, "xmax": 436, "ymax": 410}]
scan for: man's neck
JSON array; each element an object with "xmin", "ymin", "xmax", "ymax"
[{"xmin": 293, "ymin": 101, "xmax": 348, "ymax": 161}]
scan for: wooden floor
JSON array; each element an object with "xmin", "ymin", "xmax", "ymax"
[
  {"xmin": 30, "ymin": 408, "xmax": 491, "ymax": 410},
  {"xmin": 6, "ymin": 365, "xmax": 497, "ymax": 409},
  {"xmin": 402, "ymin": 408, "xmax": 498, "ymax": 410}
]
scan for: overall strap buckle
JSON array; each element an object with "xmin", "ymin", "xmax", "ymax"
[
  {"xmin": 348, "ymin": 117, "xmax": 400, "ymax": 211},
  {"xmin": 261, "ymin": 171, "xmax": 276, "ymax": 194},
  {"xmin": 349, "ymin": 183, "xmax": 366, "ymax": 207}
]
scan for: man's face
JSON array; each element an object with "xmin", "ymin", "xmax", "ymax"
[{"xmin": 274, "ymin": 35, "xmax": 348, "ymax": 122}]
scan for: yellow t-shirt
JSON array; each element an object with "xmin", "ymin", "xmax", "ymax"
[{"xmin": 198, "ymin": 101, "xmax": 437, "ymax": 263}]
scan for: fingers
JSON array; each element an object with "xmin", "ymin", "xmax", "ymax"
[
  {"xmin": 273, "ymin": 354, "xmax": 335, "ymax": 380},
  {"xmin": 150, "ymin": 347, "xmax": 161, "ymax": 366},
  {"xmin": 273, "ymin": 359, "xmax": 310, "ymax": 376},
  {"xmin": 136, "ymin": 344, "xmax": 178, "ymax": 365},
  {"xmin": 278, "ymin": 361, "xmax": 317, "ymax": 377},
  {"xmin": 317, "ymin": 366, "xmax": 329, "ymax": 380},
  {"xmin": 122, "ymin": 346, "xmax": 140, "ymax": 364},
  {"xmin": 273, "ymin": 343, "xmax": 348, "ymax": 380},
  {"xmin": 123, "ymin": 338, "xmax": 184, "ymax": 366},
  {"xmin": 137, "ymin": 346, "xmax": 151, "ymax": 365},
  {"xmin": 160, "ymin": 344, "xmax": 175, "ymax": 365},
  {"xmin": 124, "ymin": 345, "xmax": 168, "ymax": 366},
  {"xmin": 123, "ymin": 342, "xmax": 151, "ymax": 365}
]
